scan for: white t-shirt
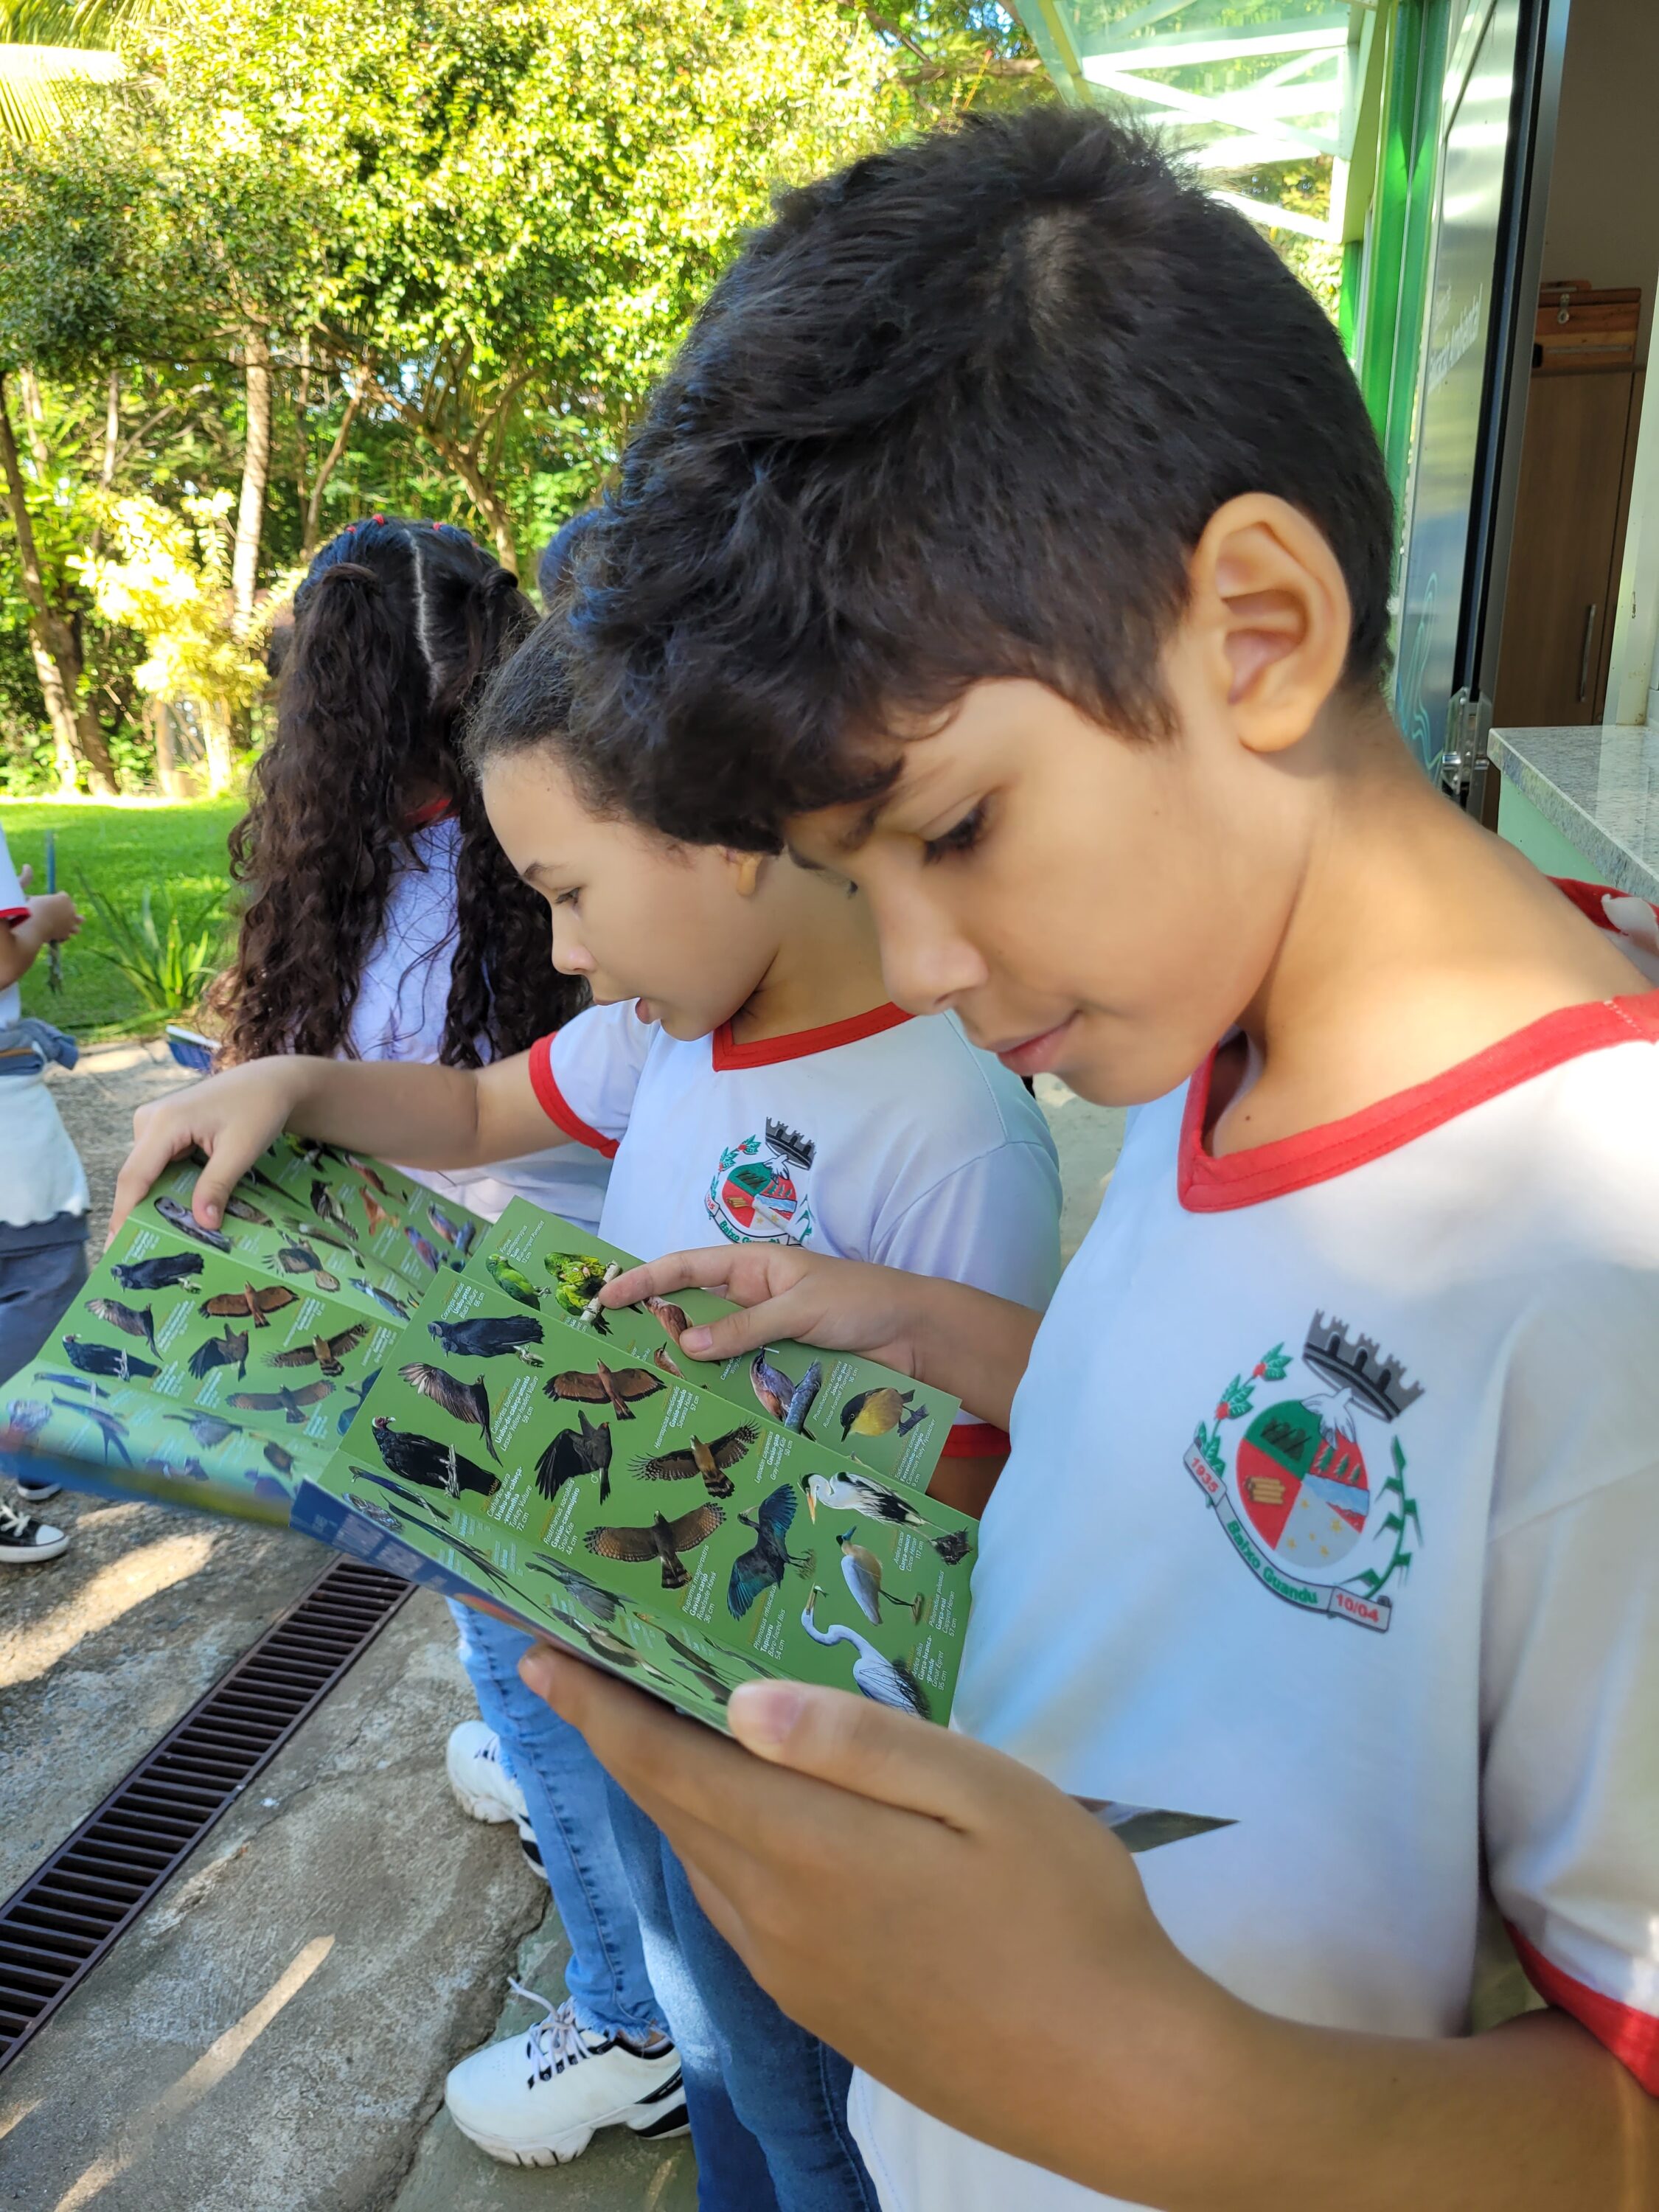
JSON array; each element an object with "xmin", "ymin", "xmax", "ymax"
[
  {"xmin": 852, "ymin": 890, "xmax": 1659, "ymax": 2211},
  {"xmin": 0, "ymin": 823, "xmax": 88, "ymax": 1233},
  {"xmin": 531, "ymin": 998, "xmax": 1063, "ymax": 1444},
  {"xmin": 344, "ymin": 811, "xmax": 611, "ymax": 1232}
]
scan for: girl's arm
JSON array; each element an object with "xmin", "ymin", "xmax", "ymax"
[
  {"xmin": 600, "ymin": 1247, "xmax": 1040, "ymax": 1434},
  {"xmin": 110, "ymin": 1048, "xmax": 562, "ymax": 1239},
  {"xmin": 0, "ymin": 891, "xmax": 82, "ymax": 988}
]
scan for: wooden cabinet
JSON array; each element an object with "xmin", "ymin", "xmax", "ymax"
[{"xmin": 1492, "ymin": 366, "xmax": 1640, "ymax": 726}]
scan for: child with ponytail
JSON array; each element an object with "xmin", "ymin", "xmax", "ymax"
[{"xmin": 210, "ymin": 515, "xmax": 684, "ymax": 2138}]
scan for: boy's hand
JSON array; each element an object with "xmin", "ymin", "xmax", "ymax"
[
  {"xmin": 27, "ymin": 890, "xmax": 81, "ymax": 942},
  {"xmin": 601, "ymin": 1246, "xmax": 925, "ymax": 1375},
  {"xmin": 110, "ymin": 1061, "xmax": 308, "ymax": 1242}
]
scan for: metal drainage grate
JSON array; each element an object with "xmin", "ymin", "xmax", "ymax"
[{"xmin": 0, "ymin": 1556, "xmax": 412, "ymax": 2074}]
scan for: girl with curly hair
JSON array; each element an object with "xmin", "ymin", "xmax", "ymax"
[{"xmin": 209, "ymin": 514, "xmax": 611, "ymax": 1229}]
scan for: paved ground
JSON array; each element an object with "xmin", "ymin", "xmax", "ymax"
[{"xmin": 0, "ymin": 1044, "xmax": 1124, "ymax": 2211}]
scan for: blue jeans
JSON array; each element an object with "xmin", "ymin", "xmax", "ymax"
[
  {"xmin": 606, "ymin": 1775, "xmax": 880, "ymax": 2212},
  {"xmin": 448, "ymin": 1603, "xmax": 666, "ymax": 2043}
]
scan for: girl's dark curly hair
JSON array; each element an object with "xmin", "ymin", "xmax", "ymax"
[{"xmin": 211, "ymin": 517, "xmax": 583, "ymax": 1067}]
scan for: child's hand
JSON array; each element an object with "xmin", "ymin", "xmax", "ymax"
[
  {"xmin": 27, "ymin": 891, "xmax": 80, "ymax": 942},
  {"xmin": 602, "ymin": 1246, "xmax": 925, "ymax": 1376},
  {"xmin": 109, "ymin": 1061, "xmax": 308, "ymax": 1243}
]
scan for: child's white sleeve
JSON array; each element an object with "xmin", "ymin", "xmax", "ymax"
[
  {"xmin": 1481, "ymin": 1291, "xmax": 1659, "ymax": 2093},
  {"xmin": 0, "ymin": 825, "xmax": 29, "ymax": 922},
  {"xmin": 526, "ymin": 1002, "xmax": 656, "ymax": 1158}
]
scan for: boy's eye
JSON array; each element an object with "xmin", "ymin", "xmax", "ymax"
[
  {"xmin": 920, "ymin": 804, "xmax": 987, "ymax": 866},
  {"xmin": 553, "ymin": 889, "xmax": 580, "ymax": 911}
]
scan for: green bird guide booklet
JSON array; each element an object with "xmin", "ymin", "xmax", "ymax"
[{"xmin": 3, "ymin": 1144, "xmax": 978, "ymax": 1735}]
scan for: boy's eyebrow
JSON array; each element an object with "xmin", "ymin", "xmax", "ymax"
[{"xmin": 832, "ymin": 799, "xmax": 888, "ymax": 855}]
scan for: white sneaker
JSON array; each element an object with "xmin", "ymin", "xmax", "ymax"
[
  {"xmin": 15, "ymin": 1477, "xmax": 61, "ymax": 1504},
  {"xmin": 447, "ymin": 1721, "xmax": 529, "ymax": 1826},
  {"xmin": 0, "ymin": 1499, "xmax": 69, "ymax": 1564},
  {"xmin": 445, "ymin": 1987, "xmax": 688, "ymax": 2167}
]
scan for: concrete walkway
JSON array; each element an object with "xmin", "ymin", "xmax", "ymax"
[{"xmin": 0, "ymin": 1047, "xmax": 1123, "ymax": 2211}]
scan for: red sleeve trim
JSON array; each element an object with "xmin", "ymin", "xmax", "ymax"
[
  {"xmin": 1549, "ymin": 875, "xmax": 1659, "ymax": 934},
  {"xmin": 1507, "ymin": 1924, "xmax": 1659, "ymax": 2094},
  {"xmin": 526, "ymin": 1035, "xmax": 619, "ymax": 1160},
  {"xmin": 940, "ymin": 1421, "xmax": 1010, "ymax": 1458},
  {"xmin": 0, "ymin": 905, "xmax": 29, "ymax": 925}
]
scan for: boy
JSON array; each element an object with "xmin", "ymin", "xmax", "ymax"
[
  {"xmin": 111, "ymin": 643, "xmax": 1061, "ymax": 2200},
  {"xmin": 0, "ymin": 821, "xmax": 87, "ymax": 1565},
  {"xmin": 515, "ymin": 107, "xmax": 1659, "ymax": 2212}
]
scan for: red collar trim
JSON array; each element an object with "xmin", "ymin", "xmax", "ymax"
[
  {"xmin": 711, "ymin": 1004, "xmax": 911, "ymax": 1071},
  {"xmin": 402, "ymin": 796, "xmax": 454, "ymax": 832},
  {"xmin": 1179, "ymin": 990, "xmax": 1659, "ymax": 1213}
]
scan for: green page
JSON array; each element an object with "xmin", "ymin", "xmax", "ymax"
[
  {"xmin": 313, "ymin": 1253, "xmax": 978, "ymax": 1732},
  {"xmin": 481, "ymin": 1200, "xmax": 962, "ymax": 1490}
]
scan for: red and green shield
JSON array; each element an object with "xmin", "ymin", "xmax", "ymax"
[{"xmin": 1234, "ymin": 1398, "xmax": 1371, "ymax": 1567}]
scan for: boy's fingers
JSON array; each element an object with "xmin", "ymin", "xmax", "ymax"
[
  {"xmin": 599, "ymin": 1250, "xmax": 743, "ymax": 1307},
  {"xmin": 108, "ymin": 1124, "xmax": 184, "ymax": 1241},
  {"xmin": 726, "ymin": 1680, "xmax": 998, "ymax": 1832},
  {"xmin": 190, "ymin": 1139, "xmax": 253, "ymax": 1228}
]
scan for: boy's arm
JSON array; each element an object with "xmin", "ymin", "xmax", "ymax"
[
  {"xmin": 0, "ymin": 891, "xmax": 81, "ymax": 987},
  {"xmin": 601, "ymin": 1247, "xmax": 1041, "ymax": 1434},
  {"xmin": 525, "ymin": 1658, "xmax": 1659, "ymax": 2212},
  {"xmin": 110, "ymin": 1049, "xmax": 562, "ymax": 1237}
]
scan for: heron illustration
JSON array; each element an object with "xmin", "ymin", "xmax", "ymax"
[
  {"xmin": 802, "ymin": 1471, "xmax": 973, "ymax": 1564},
  {"xmin": 835, "ymin": 1529, "xmax": 926, "ymax": 1626},
  {"xmin": 800, "ymin": 1590, "xmax": 930, "ymax": 1717}
]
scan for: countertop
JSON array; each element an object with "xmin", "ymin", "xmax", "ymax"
[{"xmin": 1489, "ymin": 723, "xmax": 1659, "ymax": 902}]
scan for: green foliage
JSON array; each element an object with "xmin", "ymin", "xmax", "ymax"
[
  {"xmin": 3, "ymin": 796, "xmax": 240, "ymax": 1030},
  {"xmin": 77, "ymin": 871, "xmax": 228, "ymax": 1019}
]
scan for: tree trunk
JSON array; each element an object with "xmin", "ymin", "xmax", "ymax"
[
  {"xmin": 199, "ymin": 697, "xmax": 234, "ymax": 796},
  {"xmin": 102, "ymin": 368, "xmax": 119, "ymax": 488},
  {"xmin": 303, "ymin": 378, "xmax": 363, "ymax": 558},
  {"xmin": 0, "ymin": 372, "xmax": 119, "ymax": 796},
  {"xmin": 232, "ymin": 327, "xmax": 273, "ymax": 637},
  {"xmin": 417, "ymin": 419, "xmax": 518, "ymax": 573}
]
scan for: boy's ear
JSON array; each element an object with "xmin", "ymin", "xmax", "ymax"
[
  {"xmin": 722, "ymin": 849, "xmax": 767, "ymax": 897},
  {"xmin": 1184, "ymin": 493, "xmax": 1352, "ymax": 754}
]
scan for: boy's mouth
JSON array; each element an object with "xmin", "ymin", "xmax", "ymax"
[{"xmin": 992, "ymin": 1015, "xmax": 1077, "ymax": 1078}]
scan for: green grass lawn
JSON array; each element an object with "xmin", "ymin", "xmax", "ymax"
[{"xmin": 1, "ymin": 796, "xmax": 243, "ymax": 1039}]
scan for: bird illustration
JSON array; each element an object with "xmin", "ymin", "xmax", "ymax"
[
  {"xmin": 174, "ymin": 1456, "xmax": 212, "ymax": 1483},
  {"xmin": 405, "ymin": 1227, "xmax": 441, "ymax": 1273},
  {"xmin": 200, "ymin": 1284, "xmax": 297, "ymax": 1330},
  {"xmin": 659, "ymin": 1630, "xmax": 777, "ymax": 1708},
  {"xmin": 801, "ymin": 1590, "xmax": 930, "ymax": 1717},
  {"xmin": 251, "ymin": 1472, "xmax": 294, "ymax": 1509},
  {"xmin": 346, "ymin": 1490, "xmax": 401, "ymax": 1532},
  {"xmin": 111, "ymin": 1251, "xmax": 203, "ymax": 1292},
  {"xmin": 547, "ymin": 1360, "xmax": 664, "ymax": 1422},
  {"xmin": 347, "ymin": 1155, "xmax": 389, "ymax": 1194},
  {"xmin": 223, "ymin": 1195, "xmax": 273, "ymax": 1226},
  {"xmin": 61, "ymin": 1335, "xmax": 159, "ymax": 1382},
  {"xmin": 426, "ymin": 1206, "xmax": 475, "ymax": 1258},
  {"xmin": 274, "ymin": 1240, "xmax": 342, "ymax": 1291},
  {"xmin": 166, "ymin": 1411, "xmax": 243, "ymax": 1450},
  {"xmin": 356, "ymin": 1469, "xmax": 450, "ymax": 1524},
  {"xmin": 263, "ymin": 1440, "xmax": 296, "ymax": 1474},
  {"xmin": 189, "ymin": 1325, "xmax": 250, "ymax": 1381},
  {"xmin": 227, "ymin": 1380, "xmax": 335, "ymax": 1425},
  {"xmin": 268, "ymin": 1324, "xmax": 369, "ymax": 1379},
  {"xmin": 524, "ymin": 1557, "xmax": 622, "ymax": 1624},
  {"xmin": 750, "ymin": 1353, "xmax": 821, "ymax": 1436},
  {"xmin": 633, "ymin": 1423, "xmax": 758, "ymax": 1500},
  {"xmin": 653, "ymin": 1344, "xmax": 686, "ymax": 1378},
  {"xmin": 355, "ymin": 1278, "xmax": 411, "ymax": 1320},
  {"xmin": 644, "ymin": 1296, "xmax": 692, "ymax": 1345},
  {"xmin": 485, "ymin": 1253, "xmax": 539, "ymax": 1308},
  {"xmin": 835, "ymin": 1528, "xmax": 926, "ymax": 1626},
  {"xmin": 564, "ymin": 1620, "xmax": 679, "ymax": 1691},
  {"xmin": 585, "ymin": 1503, "xmax": 726, "ymax": 1591},
  {"xmin": 4, "ymin": 1399, "xmax": 49, "ymax": 1441},
  {"xmin": 369, "ymin": 1413, "xmax": 498, "ymax": 1499},
  {"xmin": 726, "ymin": 1484, "xmax": 814, "ymax": 1618},
  {"xmin": 839, "ymin": 1385, "xmax": 926, "ymax": 1443},
  {"xmin": 85, "ymin": 1297, "xmax": 159, "ymax": 1354},
  {"xmin": 546, "ymin": 1254, "xmax": 616, "ymax": 1333},
  {"xmin": 310, "ymin": 1179, "xmax": 355, "ymax": 1234},
  {"xmin": 428, "ymin": 1312, "xmax": 543, "ymax": 1366},
  {"xmin": 38, "ymin": 1374, "xmax": 103, "ymax": 1401},
  {"xmin": 803, "ymin": 1472, "xmax": 973, "ymax": 1564},
  {"xmin": 334, "ymin": 1370, "xmax": 381, "ymax": 1435},
  {"xmin": 535, "ymin": 1411, "xmax": 613, "ymax": 1506},
  {"xmin": 399, "ymin": 1362, "xmax": 500, "ymax": 1458},
  {"xmin": 154, "ymin": 1195, "xmax": 233, "ymax": 1251},
  {"xmin": 53, "ymin": 1397, "xmax": 131, "ymax": 1464},
  {"xmin": 361, "ymin": 1189, "xmax": 394, "ymax": 1234}
]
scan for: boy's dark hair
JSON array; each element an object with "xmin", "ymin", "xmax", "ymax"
[
  {"xmin": 212, "ymin": 517, "xmax": 584, "ymax": 1066},
  {"xmin": 561, "ymin": 105, "xmax": 1395, "ymax": 849}
]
